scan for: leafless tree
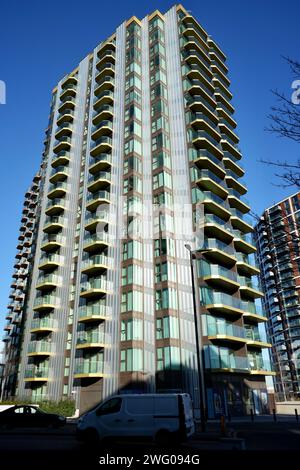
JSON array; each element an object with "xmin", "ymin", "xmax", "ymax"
[{"xmin": 260, "ymin": 57, "xmax": 300, "ymax": 188}]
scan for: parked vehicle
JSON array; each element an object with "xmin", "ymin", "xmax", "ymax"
[
  {"xmin": 0, "ymin": 405, "xmax": 66, "ymax": 429},
  {"xmin": 76, "ymin": 393, "xmax": 195, "ymax": 444}
]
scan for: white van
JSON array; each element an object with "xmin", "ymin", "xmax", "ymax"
[{"xmin": 76, "ymin": 393, "xmax": 195, "ymax": 444}]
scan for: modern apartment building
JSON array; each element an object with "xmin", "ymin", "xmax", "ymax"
[
  {"xmin": 254, "ymin": 193, "xmax": 300, "ymax": 401},
  {"xmin": 2, "ymin": 173, "xmax": 41, "ymax": 399},
  {"xmin": 3, "ymin": 4, "xmax": 273, "ymax": 417}
]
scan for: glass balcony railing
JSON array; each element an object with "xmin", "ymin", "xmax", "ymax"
[
  {"xmin": 93, "ymin": 90, "xmax": 114, "ymax": 106},
  {"xmin": 74, "ymin": 360, "xmax": 104, "ymax": 375},
  {"xmin": 195, "ymin": 169, "xmax": 226, "ymax": 187},
  {"xmin": 198, "ymin": 190, "xmax": 229, "ymax": 210},
  {"xmin": 206, "ymin": 350, "xmax": 249, "ymax": 370},
  {"xmin": 24, "ymin": 367, "xmax": 50, "ymax": 379},
  {"xmin": 81, "ymin": 277, "xmax": 108, "ymax": 292},
  {"xmin": 78, "ymin": 302, "xmax": 108, "ymax": 320},
  {"xmin": 48, "ymin": 181, "xmax": 68, "ymax": 193},
  {"xmin": 248, "ymin": 357, "xmax": 272, "ymax": 372},
  {"xmin": 31, "ymin": 317, "xmax": 56, "ymax": 330},
  {"xmin": 200, "ymin": 262, "xmax": 238, "ymax": 283},
  {"xmin": 245, "ymin": 328, "xmax": 265, "ymax": 342},
  {"xmin": 41, "ymin": 234, "xmax": 65, "ymax": 245},
  {"xmin": 40, "ymin": 253, "xmax": 62, "ymax": 265},
  {"xmin": 28, "ymin": 341, "xmax": 54, "ymax": 354},
  {"xmin": 44, "ymin": 215, "xmax": 65, "ymax": 226},
  {"xmin": 92, "ymin": 121, "xmax": 113, "ymax": 136},
  {"xmin": 46, "ymin": 198, "xmax": 65, "ymax": 210},
  {"xmin": 238, "ymin": 276, "xmax": 261, "ymax": 291},
  {"xmin": 50, "ymin": 166, "xmax": 69, "ymax": 177},
  {"xmin": 37, "ymin": 273, "xmax": 61, "ymax": 285},
  {"xmin": 207, "ymin": 321, "xmax": 245, "ymax": 339},
  {"xmin": 91, "ymin": 136, "xmax": 112, "ymax": 150},
  {"xmin": 85, "ymin": 211, "xmax": 109, "ymax": 226},
  {"xmin": 204, "ymin": 214, "xmax": 233, "ymax": 234},
  {"xmin": 86, "ymin": 191, "xmax": 110, "ymax": 204},
  {"xmin": 88, "ymin": 171, "xmax": 111, "ymax": 184},
  {"xmin": 83, "ymin": 232, "xmax": 110, "ymax": 246},
  {"xmin": 201, "ymin": 289, "xmax": 242, "ymax": 310},
  {"xmin": 33, "ymin": 294, "xmax": 57, "ymax": 307},
  {"xmin": 82, "ymin": 254, "xmax": 110, "ymax": 270},
  {"xmin": 187, "ymin": 94, "xmax": 215, "ymax": 113},
  {"xmin": 92, "ymin": 105, "xmax": 114, "ymax": 120},
  {"xmin": 192, "ymin": 149, "xmax": 224, "ymax": 169},
  {"xmin": 77, "ymin": 331, "xmax": 105, "ymax": 345}
]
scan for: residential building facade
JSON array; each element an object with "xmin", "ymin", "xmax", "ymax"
[
  {"xmin": 3, "ymin": 4, "xmax": 272, "ymax": 417},
  {"xmin": 254, "ymin": 193, "xmax": 300, "ymax": 401},
  {"xmin": 2, "ymin": 173, "xmax": 41, "ymax": 398}
]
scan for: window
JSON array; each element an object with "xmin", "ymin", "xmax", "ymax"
[
  {"xmin": 124, "ymin": 175, "xmax": 142, "ymax": 193},
  {"xmin": 124, "ymin": 138, "xmax": 142, "ymax": 156},
  {"xmin": 152, "ymin": 132, "xmax": 169, "ymax": 151},
  {"xmin": 96, "ymin": 397, "xmax": 122, "ymax": 415},
  {"xmin": 125, "ymin": 74, "xmax": 142, "ymax": 91},
  {"xmin": 125, "ymin": 89, "xmax": 142, "ymax": 105},
  {"xmin": 121, "ymin": 318, "xmax": 143, "ymax": 341},
  {"xmin": 150, "ymin": 83, "xmax": 166, "ymax": 100},
  {"xmin": 152, "ymin": 151, "xmax": 170, "ymax": 169},
  {"xmin": 125, "ymin": 121, "xmax": 142, "ymax": 139},
  {"xmin": 155, "ymin": 288, "xmax": 178, "ymax": 310},
  {"xmin": 121, "ymin": 290, "xmax": 143, "ymax": 312},
  {"xmin": 150, "ymin": 54, "xmax": 166, "ymax": 71},
  {"xmin": 155, "ymin": 261, "xmax": 168, "ymax": 282},
  {"xmin": 121, "ymin": 264, "xmax": 142, "ymax": 286},
  {"xmin": 125, "ymin": 104, "xmax": 142, "ymax": 122},
  {"xmin": 292, "ymin": 195, "xmax": 300, "ymax": 212},
  {"xmin": 157, "ymin": 347, "xmax": 181, "ymax": 370},
  {"xmin": 150, "ymin": 70, "xmax": 167, "ymax": 86},
  {"xmin": 120, "ymin": 348, "xmax": 143, "ymax": 371},
  {"xmin": 122, "ymin": 240, "xmax": 142, "ymax": 260},
  {"xmin": 124, "ymin": 156, "xmax": 142, "ymax": 174},
  {"xmin": 152, "ymin": 116, "xmax": 169, "ymax": 133},
  {"xmin": 154, "ymin": 238, "xmax": 175, "ymax": 257},
  {"xmin": 156, "ymin": 316, "xmax": 179, "ymax": 339}
]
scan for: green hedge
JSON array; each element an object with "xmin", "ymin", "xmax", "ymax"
[{"xmin": 0, "ymin": 398, "xmax": 75, "ymax": 417}]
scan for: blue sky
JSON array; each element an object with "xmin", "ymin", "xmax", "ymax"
[{"xmin": 0, "ymin": 0, "xmax": 299, "ymax": 334}]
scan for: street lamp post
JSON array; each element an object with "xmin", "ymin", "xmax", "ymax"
[{"xmin": 185, "ymin": 244, "xmax": 211, "ymax": 433}]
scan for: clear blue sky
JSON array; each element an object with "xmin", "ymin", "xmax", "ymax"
[{"xmin": 0, "ymin": 0, "xmax": 299, "ymax": 334}]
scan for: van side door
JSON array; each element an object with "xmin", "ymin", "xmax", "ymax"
[{"xmin": 124, "ymin": 397, "xmax": 154, "ymax": 438}]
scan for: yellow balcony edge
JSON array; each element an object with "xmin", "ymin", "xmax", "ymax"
[{"xmin": 76, "ymin": 342, "xmax": 106, "ymax": 349}]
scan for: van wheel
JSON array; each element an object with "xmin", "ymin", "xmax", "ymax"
[
  {"xmin": 155, "ymin": 429, "xmax": 171, "ymax": 447},
  {"xmin": 83, "ymin": 428, "xmax": 99, "ymax": 446}
]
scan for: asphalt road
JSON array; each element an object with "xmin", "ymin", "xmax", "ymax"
[{"xmin": 0, "ymin": 421, "xmax": 299, "ymax": 468}]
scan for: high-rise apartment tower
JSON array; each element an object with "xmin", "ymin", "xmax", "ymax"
[{"xmin": 3, "ymin": 4, "xmax": 273, "ymax": 416}]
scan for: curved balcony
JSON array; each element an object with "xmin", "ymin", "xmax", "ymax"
[
  {"xmin": 187, "ymin": 80, "xmax": 216, "ymax": 112},
  {"xmin": 33, "ymin": 294, "xmax": 57, "ymax": 312},
  {"xmin": 57, "ymin": 108, "xmax": 74, "ymax": 126},
  {"xmin": 193, "ymin": 148, "xmax": 225, "ymax": 180},
  {"xmin": 49, "ymin": 165, "xmax": 69, "ymax": 183},
  {"xmin": 94, "ymin": 76, "xmax": 114, "ymax": 97},
  {"xmin": 51, "ymin": 151, "xmax": 71, "ymax": 168},
  {"xmin": 190, "ymin": 112, "xmax": 221, "ymax": 143},
  {"xmin": 45, "ymin": 198, "xmax": 65, "ymax": 216},
  {"xmin": 30, "ymin": 317, "xmax": 57, "ymax": 333},
  {"xmin": 230, "ymin": 208, "xmax": 253, "ymax": 234},
  {"xmin": 87, "ymin": 171, "xmax": 111, "ymax": 192},
  {"xmin": 38, "ymin": 253, "xmax": 63, "ymax": 271},
  {"xmin": 96, "ymin": 48, "xmax": 115, "ymax": 70},
  {"xmin": 41, "ymin": 234, "xmax": 64, "ymax": 252},
  {"xmin": 80, "ymin": 277, "xmax": 109, "ymax": 299},
  {"xmin": 95, "ymin": 62, "xmax": 115, "ymax": 84},
  {"xmin": 207, "ymin": 321, "xmax": 247, "ymax": 345},
  {"xmin": 24, "ymin": 367, "xmax": 51, "ymax": 382},
  {"xmin": 78, "ymin": 302, "xmax": 108, "ymax": 323},
  {"xmin": 219, "ymin": 122, "xmax": 239, "ymax": 146},
  {"xmin": 55, "ymin": 123, "xmax": 72, "ymax": 142},
  {"xmin": 195, "ymin": 168, "xmax": 228, "ymax": 199},
  {"xmin": 245, "ymin": 328, "xmax": 271, "ymax": 349},
  {"xmin": 236, "ymin": 253, "xmax": 260, "ymax": 276},
  {"xmin": 47, "ymin": 181, "xmax": 68, "ymax": 199},
  {"xmin": 90, "ymin": 136, "xmax": 112, "ymax": 157},
  {"xmin": 215, "ymin": 87, "xmax": 234, "ymax": 114},
  {"xmin": 248, "ymin": 357, "xmax": 275, "ymax": 376},
  {"xmin": 225, "ymin": 169, "xmax": 247, "ymax": 195},
  {"xmin": 61, "ymin": 75, "xmax": 78, "ymax": 88},
  {"xmin": 27, "ymin": 341, "xmax": 55, "ymax": 357},
  {"xmin": 74, "ymin": 359, "xmax": 104, "ymax": 379},
  {"xmin": 43, "ymin": 216, "xmax": 65, "ymax": 233},
  {"xmin": 91, "ymin": 120, "xmax": 113, "ymax": 142},
  {"xmin": 36, "ymin": 274, "xmax": 61, "ymax": 291},
  {"xmin": 220, "ymin": 139, "xmax": 242, "ymax": 161},
  {"xmin": 60, "ymin": 83, "xmax": 77, "ymax": 101},
  {"xmin": 53, "ymin": 136, "xmax": 72, "ymax": 155},
  {"xmin": 197, "ymin": 190, "xmax": 231, "ymax": 220},
  {"xmin": 83, "ymin": 232, "xmax": 110, "ymax": 253},
  {"xmin": 200, "ymin": 263, "xmax": 240, "ymax": 292},
  {"xmin": 192, "ymin": 131, "xmax": 223, "ymax": 161},
  {"xmin": 238, "ymin": 276, "xmax": 264, "ymax": 300},
  {"xmin": 228, "ymin": 188, "xmax": 250, "ymax": 214},
  {"xmin": 76, "ymin": 331, "xmax": 106, "ymax": 350},
  {"xmin": 89, "ymin": 153, "xmax": 112, "ymax": 174},
  {"xmin": 223, "ymin": 154, "xmax": 244, "ymax": 178},
  {"xmin": 233, "ymin": 230, "xmax": 256, "ymax": 254},
  {"xmin": 242, "ymin": 302, "xmax": 267, "ymax": 323},
  {"xmin": 201, "ymin": 290, "xmax": 244, "ymax": 316},
  {"xmin": 85, "ymin": 209, "xmax": 110, "ymax": 230},
  {"xmin": 93, "ymin": 90, "xmax": 114, "ymax": 111},
  {"xmin": 58, "ymin": 95, "xmax": 76, "ymax": 113},
  {"xmin": 86, "ymin": 190, "xmax": 110, "ymax": 212},
  {"xmin": 92, "ymin": 104, "xmax": 114, "ymax": 126},
  {"xmin": 82, "ymin": 254, "xmax": 110, "ymax": 275},
  {"xmin": 204, "ymin": 214, "xmax": 233, "ymax": 243}
]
